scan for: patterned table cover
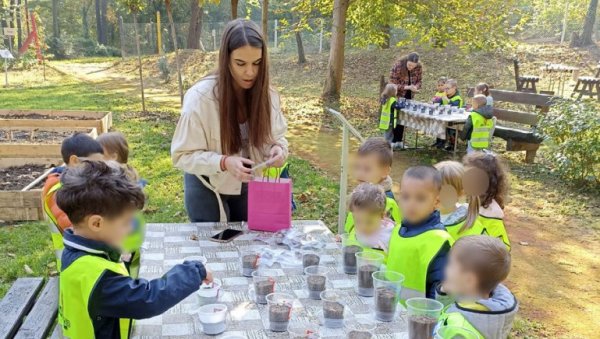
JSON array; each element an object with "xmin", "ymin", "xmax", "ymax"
[
  {"xmin": 131, "ymin": 221, "xmax": 409, "ymax": 339},
  {"xmin": 398, "ymin": 108, "xmax": 467, "ymax": 140}
]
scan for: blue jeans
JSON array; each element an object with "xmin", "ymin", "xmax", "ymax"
[{"xmin": 183, "ymin": 173, "xmax": 248, "ymax": 222}]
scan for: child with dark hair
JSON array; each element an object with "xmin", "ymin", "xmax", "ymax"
[
  {"xmin": 437, "ymin": 235, "xmax": 518, "ymax": 339},
  {"xmin": 42, "ymin": 133, "xmax": 106, "ymax": 270},
  {"xmin": 57, "ymin": 160, "xmax": 212, "ymax": 338},
  {"xmin": 432, "ymin": 77, "xmax": 448, "ymax": 104},
  {"xmin": 387, "ymin": 166, "xmax": 453, "ymax": 301},
  {"xmin": 379, "ymin": 83, "xmax": 402, "ymax": 146}
]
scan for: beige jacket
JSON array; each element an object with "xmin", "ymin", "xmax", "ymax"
[{"xmin": 171, "ymin": 76, "xmax": 288, "ymax": 220}]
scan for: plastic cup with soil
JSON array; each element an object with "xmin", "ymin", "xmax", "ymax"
[
  {"xmin": 372, "ymin": 270, "xmax": 404, "ymax": 322},
  {"xmin": 287, "ymin": 322, "xmax": 321, "ymax": 339},
  {"xmin": 320, "ymin": 290, "xmax": 348, "ymax": 329},
  {"xmin": 266, "ymin": 292, "xmax": 295, "ymax": 332},
  {"xmin": 406, "ymin": 297, "xmax": 444, "ymax": 339},
  {"xmin": 196, "ymin": 303, "xmax": 228, "ymax": 335},
  {"xmin": 304, "ymin": 265, "xmax": 330, "ymax": 300},
  {"xmin": 355, "ymin": 252, "xmax": 384, "ymax": 297},
  {"xmin": 196, "ymin": 278, "xmax": 221, "ymax": 307},
  {"xmin": 302, "ymin": 251, "xmax": 320, "ymax": 270},
  {"xmin": 340, "ymin": 233, "xmax": 362, "ymax": 274},
  {"xmin": 240, "ymin": 249, "xmax": 260, "ymax": 277},
  {"xmin": 344, "ymin": 317, "xmax": 376, "ymax": 339},
  {"xmin": 252, "ymin": 269, "xmax": 277, "ymax": 304},
  {"xmin": 434, "ymin": 325, "xmax": 479, "ymax": 339}
]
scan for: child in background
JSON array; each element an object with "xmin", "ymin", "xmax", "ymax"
[
  {"xmin": 346, "ymin": 183, "xmax": 395, "ymax": 257},
  {"xmin": 97, "ymin": 131, "xmax": 146, "ymax": 186},
  {"xmin": 474, "ymin": 82, "xmax": 494, "ymax": 109},
  {"xmin": 387, "ymin": 166, "xmax": 453, "ymax": 301},
  {"xmin": 460, "ymin": 94, "xmax": 494, "ymax": 153},
  {"xmin": 432, "ymin": 77, "xmax": 447, "ymax": 104},
  {"xmin": 42, "ymin": 133, "xmax": 105, "ymax": 270},
  {"xmin": 434, "ymin": 161, "xmax": 485, "ymax": 241},
  {"xmin": 345, "ymin": 137, "xmax": 401, "ymax": 233},
  {"xmin": 379, "ymin": 83, "xmax": 402, "ymax": 146},
  {"xmin": 437, "ymin": 235, "xmax": 518, "ymax": 339},
  {"xmin": 434, "ymin": 79, "xmax": 464, "ymax": 150},
  {"xmin": 57, "ymin": 160, "xmax": 212, "ymax": 338},
  {"xmin": 463, "ymin": 152, "xmax": 511, "ymax": 250}
]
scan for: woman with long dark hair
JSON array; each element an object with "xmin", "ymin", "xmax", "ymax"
[
  {"xmin": 389, "ymin": 52, "xmax": 422, "ymax": 148},
  {"xmin": 171, "ymin": 19, "xmax": 288, "ymax": 222}
]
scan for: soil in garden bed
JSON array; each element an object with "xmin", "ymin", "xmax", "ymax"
[
  {"xmin": 0, "ymin": 165, "xmax": 50, "ymax": 191},
  {"xmin": 1, "ymin": 113, "xmax": 97, "ymax": 120},
  {"xmin": 0, "ymin": 130, "xmax": 79, "ymax": 143}
]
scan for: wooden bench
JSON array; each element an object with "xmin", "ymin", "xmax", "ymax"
[
  {"xmin": 572, "ymin": 75, "xmax": 600, "ymax": 100},
  {"xmin": 467, "ymin": 88, "xmax": 554, "ymax": 163},
  {"xmin": 0, "ymin": 277, "xmax": 61, "ymax": 339},
  {"xmin": 514, "ymin": 59, "xmax": 540, "ymax": 93}
]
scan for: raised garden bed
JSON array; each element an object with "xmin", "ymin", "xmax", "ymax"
[
  {"xmin": 0, "ymin": 127, "xmax": 98, "ymax": 159},
  {"xmin": 0, "ymin": 109, "xmax": 112, "ymax": 134}
]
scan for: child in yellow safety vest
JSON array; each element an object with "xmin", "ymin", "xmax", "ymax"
[
  {"xmin": 56, "ymin": 160, "xmax": 212, "ymax": 338},
  {"xmin": 345, "ymin": 183, "xmax": 395, "ymax": 260},
  {"xmin": 387, "ymin": 166, "xmax": 453, "ymax": 301},
  {"xmin": 460, "ymin": 94, "xmax": 494, "ymax": 153},
  {"xmin": 436, "ymin": 235, "xmax": 518, "ymax": 339},
  {"xmin": 434, "ymin": 79, "xmax": 465, "ymax": 150},
  {"xmin": 431, "ymin": 76, "xmax": 448, "ymax": 104},
  {"xmin": 462, "ymin": 152, "xmax": 511, "ymax": 250},
  {"xmin": 345, "ymin": 137, "xmax": 401, "ymax": 234},
  {"xmin": 379, "ymin": 83, "xmax": 402, "ymax": 145}
]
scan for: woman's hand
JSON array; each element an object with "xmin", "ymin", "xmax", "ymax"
[
  {"xmin": 224, "ymin": 156, "xmax": 254, "ymax": 182},
  {"xmin": 269, "ymin": 145, "xmax": 285, "ymax": 168}
]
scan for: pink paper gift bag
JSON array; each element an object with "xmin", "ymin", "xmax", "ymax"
[{"xmin": 247, "ymin": 177, "xmax": 292, "ymax": 232}]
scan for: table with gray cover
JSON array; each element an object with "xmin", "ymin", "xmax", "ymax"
[{"xmin": 131, "ymin": 220, "xmax": 408, "ymax": 338}]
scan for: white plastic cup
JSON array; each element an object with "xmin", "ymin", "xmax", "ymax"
[
  {"xmin": 372, "ymin": 271, "xmax": 404, "ymax": 322},
  {"xmin": 304, "ymin": 265, "xmax": 330, "ymax": 300},
  {"xmin": 252, "ymin": 269, "xmax": 277, "ymax": 304},
  {"xmin": 407, "ymin": 298, "xmax": 444, "ymax": 339},
  {"xmin": 344, "ymin": 317, "xmax": 376, "ymax": 338},
  {"xmin": 341, "ymin": 234, "xmax": 362, "ymax": 274},
  {"xmin": 240, "ymin": 249, "xmax": 259, "ymax": 277},
  {"xmin": 320, "ymin": 290, "xmax": 348, "ymax": 329},
  {"xmin": 288, "ymin": 322, "xmax": 321, "ymax": 338},
  {"xmin": 355, "ymin": 252, "xmax": 384, "ymax": 297},
  {"xmin": 196, "ymin": 279, "xmax": 221, "ymax": 306},
  {"xmin": 267, "ymin": 292, "xmax": 295, "ymax": 332},
  {"xmin": 196, "ymin": 303, "xmax": 228, "ymax": 335}
]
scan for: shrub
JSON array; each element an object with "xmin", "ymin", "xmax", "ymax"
[
  {"xmin": 46, "ymin": 36, "xmax": 73, "ymax": 59},
  {"xmin": 538, "ymin": 99, "xmax": 600, "ymax": 187},
  {"xmin": 158, "ymin": 56, "xmax": 170, "ymax": 82},
  {"xmin": 72, "ymin": 38, "xmax": 121, "ymax": 57}
]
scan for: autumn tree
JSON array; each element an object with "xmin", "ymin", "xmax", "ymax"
[
  {"xmin": 578, "ymin": 0, "xmax": 598, "ymax": 46},
  {"xmin": 119, "ymin": 0, "xmax": 146, "ymax": 111},
  {"xmin": 322, "ymin": 0, "xmax": 350, "ymax": 101}
]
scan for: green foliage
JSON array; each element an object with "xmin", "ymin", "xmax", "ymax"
[
  {"xmin": 73, "ymin": 38, "xmax": 121, "ymax": 57},
  {"xmin": 518, "ymin": 0, "xmax": 588, "ymax": 39},
  {"xmin": 538, "ymin": 99, "xmax": 600, "ymax": 186},
  {"xmin": 46, "ymin": 36, "xmax": 73, "ymax": 60}
]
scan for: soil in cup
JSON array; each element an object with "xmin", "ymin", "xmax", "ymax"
[
  {"xmin": 408, "ymin": 315, "xmax": 438, "ymax": 339},
  {"xmin": 357, "ymin": 264, "xmax": 378, "ymax": 296},
  {"xmin": 323, "ymin": 300, "xmax": 344, "ymax": 328},
  {"xmin": 307, "ymin": 275, "xmax": 326, "ymax": 300},
  {"xmin": 343, "ymin": 245, "xmax": 362, "ymax": 274},
  {"xmin": 242, "ymin": 254, "xmax": 258, "ymax": 277},
  {"xmin": 254, "ymin": 280, "xmax": 274, "ymax": 304},
  {"xmin": 269, "ymin": 304, "xmax": 291, "ymax": 332},
  {"xmin": 347, "ymin": 330, "xmax": 373, "ymax": 339},
  {"xmin": 375, "ymin": 287, "xmax": 397, "ymax": 321},
  {"xmin": 302, "ymin": 253, "xmax": 320, "ymax": 269}
]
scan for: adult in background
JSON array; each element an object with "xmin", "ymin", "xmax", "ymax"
[
  {"xmin": 171, "ymin": 19, "xmax": 288, "ymax": 222},
  {"xmin": 389, "ymin": 52, "xmax": 422, "ymax": 149}
]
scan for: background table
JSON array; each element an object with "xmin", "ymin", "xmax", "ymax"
[
  {"xmin": 131, "ymin": 221, "xmax": 408, "ymax": 338},
  {"xmin": 540, "ymin": 63, "xmax": 580, "ymax": 96}
]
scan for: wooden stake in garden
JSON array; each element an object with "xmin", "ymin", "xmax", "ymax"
[{"xmin": 165, "ymin": 0, "xmax": 184, "ymax": 105}]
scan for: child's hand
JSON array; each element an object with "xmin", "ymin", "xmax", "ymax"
[
  {"xmin": 334, "ymin": 234, "xmax": 342, "ymax": 242},
  {"xmin": 203, "ymin": 270, "xmax": 214, "ymax": 285}
]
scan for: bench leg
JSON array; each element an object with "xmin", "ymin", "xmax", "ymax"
[
  {"xmin": 571, "ymin": 80, "xmax": 581, "ymax": 97},
  {"xmin": 578, "ymin": 82, "xmax": 586, "ymax": 100},
  {"xmin": 525, "ymin": 149, "xmax": 537, "ymax": 163},
  {"xmin": 596, "ymin": 82, "xmax": 600, "ymax": 101}
]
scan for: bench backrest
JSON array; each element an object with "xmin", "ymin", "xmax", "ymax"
[{"xmin": 467, "ymin": 88, "xmax": 554, "ymax": 127}]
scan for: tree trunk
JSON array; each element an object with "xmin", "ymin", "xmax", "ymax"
[
  {"xmin": 231, "ymin": 0, "xmax": 238, "ymax": 19},
  {"xmin": 261, "ymin": 0, "xmax": 268, "ymax": 41},
  {"xmin": 580, "ymin": 0, "xmax": 598, "ymax": 46},
  {"xmin": 166, "ymin": 0, "xmax": 184, "ymax": 104},
  {"xmin": 24, "ymin": 0, "xmax": 29, "ymax": 34},
  {"xmin": 100, "ymin": 0, "xmax": 108, "ymax": 45},
  {"xmin": 187, "ymin": 0, "xmax": 201, "ymax": 49},
  {"xmin": 295, "ymin": 31, "xmax": 306, "ymax": 64},
  {"xmin": 322, "ymin": 0, "xmax": 350, "ymax": 102},
  {"xmin": 52, "ymin": 0, "xmax": 60, "ymax": 38},
  {"xmin": 132, "ymin": 13, "xmax": 146, "ymax": 112},
  {"xmin": 82, "ymin": 1, "xmax": 90, "ymax": 39},
  {"xmin": 95, "ymin": 0, "xmax": 103, "ymax": 43},
  {"xmin": 14, "ymin": 0, "xmax": 22, "ymax": 49}
]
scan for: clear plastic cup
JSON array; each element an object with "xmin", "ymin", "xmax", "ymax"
[
  {"xmin": 304, "ymin": 265, "xmax": 330, "ymax": 300},
  {"xmin": 252, "ymin": 269, "xmax": 277, "ymax": 304},
  {"xmin": 344, "ymin": 317, "xmax": 376, "ymax": 338},
  {"xmin": 196, "ymin": 278, "xmax": 221, "ymax": 306},
  {"xmin": 267, "ymin": 292, "xmax": 295, "ymax": 332},
  {"xmin": 320, "ymin": 290, "xmax": 348, "ymax": 328},
  {"xmin": 406, "ymin": 298, "xmax": 444, "ymax": 339},
  {"xmin": 355, "ymin": 252, "xmax": 384, "ymax": 297},
  {"xmin": 196, "ymin": 303, "xmax": 228, "ymax": 335},
  {"xmin": 302, "ymin": 250, "xmax": 321, "ymax": 270},
  {"xmin": 288, "ymin": 322, "xmax": 320, "ymax": 338},
  {"xmin": 341, "ymin": 234, "xmax": 362, "ymax": 274},
  {"xmin": 240, "ymin": 249, "xmax": 259, "ymax": 277},
  {"xmin": 434, "ymin": 325, "xmax": 480, "ymax": 339},
  {"xmin": 372, "ymin": 271, "xmax": 404, "ymax": 322}
]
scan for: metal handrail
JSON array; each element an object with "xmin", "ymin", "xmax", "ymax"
[{"xmin": 325, "ymin": 107, "xmax": 365, "ymax": 234}]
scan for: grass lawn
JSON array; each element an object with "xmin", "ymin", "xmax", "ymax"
[{"xmin": 0, "ymin": 73, "xmax": 339, "ymax": 297}]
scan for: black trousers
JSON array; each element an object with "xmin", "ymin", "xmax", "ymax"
[
  {"xmin": 183, "ymin": 173, "xmax": 248, "ymax": 222},
  {"xmin": 392, "ymin": 90, "xmax": 413, "ymax": 143}
]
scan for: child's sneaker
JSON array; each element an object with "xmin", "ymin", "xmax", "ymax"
[{"xmin": 392, "ymin": 142, "xmax": 405, "ymax": 150}]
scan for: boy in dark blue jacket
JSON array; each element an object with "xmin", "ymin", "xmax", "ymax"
[{"xmin": 56, "ymin": 160, "xmax": 212, "ymax": 338}]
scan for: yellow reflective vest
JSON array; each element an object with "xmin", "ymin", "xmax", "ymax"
[
  {"xmin": 344, "ymin": 197, "xmax": 401, "ymax": 234},
  {"xmin": 379, "ymin": 96, "xmax": 398, "ymax": 130},
  {"xmin": 478, "ymin": 215, "xmax": 511, "ymax": 251},
  {"xmin": 445, "ymin": 218, "xmax": 486, "ymax": 242},
  {"xmin": 469, "ymin": 111, "xmax": 493, "ymax": 149},
  {"xmin": 60, "ymin": 255, "xmax": 132, "ymax": 338},
  {"xmin": 438, "ymin": 310, "xmax": 484, "ymax": 338}
]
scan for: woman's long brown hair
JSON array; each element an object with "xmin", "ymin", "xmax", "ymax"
[
  {"xmin": 215, "ymin": 19, "xmax": 273, "ymax": 155},
  {"xmin": 461, "ymin": 152, "xmax": 509, "ymax": 232}
]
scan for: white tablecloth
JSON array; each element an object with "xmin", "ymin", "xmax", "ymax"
[{"xmin": 398, "ymin": 109, "xmax": 468, "ymax": 140}]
